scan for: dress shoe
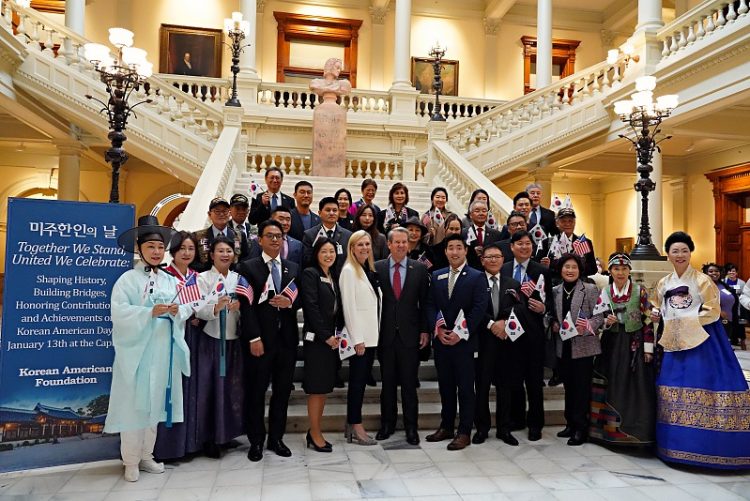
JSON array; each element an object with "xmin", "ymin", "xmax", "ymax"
[
  {"xmin": 334, "ymin": 375, "xmax": 345, "ymax": 388},
  {"xmin": 496, "ymin": 431, "xmax": 519, "ymax": 446},
  {"xmin": 425, "ymin": 428, "xmax": 454, "ymax": 442},
  {"xmin": 567, "ymin": 432, "xmax": 586, "ymax": 446},
  {"xmin": 267, "ymin": 439, "xmax": 292, "ymax": 457},
  {"xmin": 447, "ymin": 433, "xmax": 471, "ymax": 450},
  {"xmin": 556, "ymin": 426, "xmax": 573, "ymax": 438},
  {"xmin": 547, "ymin": 375, "xmax": 562, "ymax": 387},
  {"xmin": 366, "ymin": 373, "xmax": 377, "ymax": 387},
  {"xmin": 306, "ymin": 430, "xmax": 332, "ymax": 453},
  {"xmin": 139, "ymin": 459, "xmax": 165, "ymax": 474},
  {"xmin": 123, "ymin": 465, "xmax": 139, "ymax": 482},
  {"xmin": 472, "ymin": 430, "xmax": 488, "ymax": 444},
  {"xmin": 247, "ymin": 443, "xmax": 263, "ymax": 462},
  {"xmin": 405, "ymin": 428, "xmax": 420, "ymax": 445},
  {"xmin": 375, "ymin": 427, "xmax": 394, "ymax": 441},
  {"xmin": 527, "ymin": 428, "xmax": 542, "ymax": 442}
]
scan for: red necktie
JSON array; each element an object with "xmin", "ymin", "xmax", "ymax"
[
  {"xmin": 477, "ymin": 227, "xmax": 484, "ymax": 246},
  {"xmin": 393, "ymin": 262, "xmax": 402, "ymax": 300}
]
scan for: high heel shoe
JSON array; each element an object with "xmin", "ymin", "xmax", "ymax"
[
  {"xmin": 346, "ymin": 424, "xmax": 377, "ymax": 446},
  {"xmin": 306, "ymin": 430, "xmax": 332, "ymax": 453}
]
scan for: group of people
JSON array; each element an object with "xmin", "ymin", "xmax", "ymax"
[{"xmin": 103, "ymin": 167, "xmax": 750, "ymax": 483}]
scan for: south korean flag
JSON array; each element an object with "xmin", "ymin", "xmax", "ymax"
[{"xmin": 505, "ymin": 309, "xmax": 525, "ymax": 342}]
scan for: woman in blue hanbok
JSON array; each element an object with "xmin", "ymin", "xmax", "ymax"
[
  {"xmin": 652, "ymin": 231, "xmax": 750, "ymax": 469},
  {"xmin": 105, "ymin": 215, "xmax": 191, "ymax": 482}
]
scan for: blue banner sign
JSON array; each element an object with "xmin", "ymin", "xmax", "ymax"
[{"xmin": 0, "ymin": 198, "xmax": 134, "ymax": 472}]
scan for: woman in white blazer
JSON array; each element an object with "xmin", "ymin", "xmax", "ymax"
[{"xmin": 339, "ymin": 230, "xmax": 381, "ymax": 445}]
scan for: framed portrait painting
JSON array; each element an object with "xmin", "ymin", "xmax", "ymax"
[
  {"xmin": 411, "ymin": 57, "xmax": 459, "ymax": 96},
  {"xmin": 159, "ymin": 24, "xmax": 223, "ymax": 78},
  {"xmin": 616, "ymin": 237, "xmax": 634, "ymax": 254}
]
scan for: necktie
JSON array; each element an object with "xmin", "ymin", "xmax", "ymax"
[
  {"xmin": 327, "ymin": 229, "xmax": 334, "ymax": 239},
  {"xmin": 514, "ymin": 263, "xmax": 523, "ymax": 282},
  {"xmin": 236, "ymin": 223, "xmax": 246, "ymax": 239},
  {"xmin": 476, "ymin": 227, "xmax": 484, "ymax": 246},
  {"xmin": 393, "ymin": 262, "xmax": 402, "ymax": 300},
  {"xmin": 271, "ymin": 259, "xmax": 281, "ymax": 291},
  {"xmin": 282, "ymin": 238, "xmax": 288, "ymax": 259},
  {"xmin": 271, "ymin": 194, "xmax": 278, "ymax": 210},
  {"xmin": 448, "ymin": 268, "xmax": 459, "ymax": 298},
  {"xmin": 491, "ymin": 276, "xmax": 500, "ymax": 318},
  {"xmin": 530, "ymin": 209, "xmax": 538, "ymax": 227}
]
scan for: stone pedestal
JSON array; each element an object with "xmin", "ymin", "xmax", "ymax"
[
  {"xmin": 312, "ymin": 93, "xmax": 347, "ymax": 177},
  {"xmin": 630, "ymin": 258, "xmax": 672, "ymax": 293}
]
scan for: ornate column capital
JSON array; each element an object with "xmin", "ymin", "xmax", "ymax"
[
  {"xmin": 257, "ymin": 0, "xmax": 266, "ymax": 14},
  {"xmin": 370, "ymin": 5, "xmax": 388, "ymax": 25},
  {"xmin": 600, "ymin": 29, "xmax": 615, "ymax": 49},
  {"xmin": 483, "ymin": 17, "xmax": 501, "ymax": 36}
]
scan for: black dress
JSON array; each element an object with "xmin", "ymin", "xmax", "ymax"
[{"xmin": 301, "ymin": 267, "xmax": 342, "ymax": 394}]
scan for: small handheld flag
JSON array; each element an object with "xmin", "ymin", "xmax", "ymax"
[
  {"xmin": 505, "ymin": 308, "xmax": 525, "ymax": 342},
  {"xmin": 575, "ymin": 311, "xmax": 595, "ymax": 335},
  {"xmin": 592, "ymin": 288, "xmax": 611, "ymax": 316},
  {"xmin": 418, "ymin": 252, "xmax": 433, "ymax": 269},
  {"xmin": 572, "ymin": 234, "xmax": 592, "ymax": 257},
  {"xmin": 520, "ymin": 278, "xmax": 537, "ymax": 298},
  {"xmin": 529, "ymin": 224, "xmax": 547, "ymax": 245},
  {"xmin": 248, "ymin": 179, "xmax": 264, "ymax": 198},
  {"xmin": 235, "ymin": 275, "xmax": 254, "ymax": 303},
  {"xmin": 559, "ymin": 311, "xmax": 578, "ymax": 341},
  {"xmin": 551, "ymin": 194, "xmax": 563, "ymax": 212},
  {"xmin": 487, "ymin": 212, "xmax": 497, "ymax": 230},
  {"xmin": 336, "ymin": 327, "xmax": 356, "ymax": 360},
  {"xmin": 312, "ymin": 225, "xmax": 328, "ymax": 246},
  {"xmin": 435, "ymin": 310, "xmax": 446, "ymax": 337},
  {"xmin": 453, "ymin": 309, "xmax": 470, "ymax": 341},
  {"xmin": 281, "ymin": 279, "xmax": 298, "ymax": 302},
  {"xmin": 465, "ymin": 226, "xmax": 477, "ymax": 245},
  {"xmin": 535, "ymin": 274, "xmax": 546, "ymax": 303},
  {"xmin": 258, "ymin": 271, "xmax": 275, "ymax": 303},
  {"xmin": 177, "ymin": 272, "xmax": 201, "ymax": 305}
]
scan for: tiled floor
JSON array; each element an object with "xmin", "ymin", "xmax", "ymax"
[{"xmin": 2, "ymin": 427, "xmax": 750, "ymax": 501}]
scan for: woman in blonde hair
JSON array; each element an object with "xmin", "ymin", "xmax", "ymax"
[{"xmin": 339, "ymin": 230, "xmax": 381, "ymax": 445}]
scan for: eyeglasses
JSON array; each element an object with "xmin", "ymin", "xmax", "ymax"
[
  {"xmin": 508, "ymin": 221, "xmax": 527, "ymax": 228},
  {"xmin": 211, "ymin": 209, "xmax": 230, "ymax": 215},
  {"xmin": 262, "ymin": 233, "xmax": 283, "ymax": 240},
  {"xmin": 482, "ymin": 255, "xmax": 503, "ymax": 260}
]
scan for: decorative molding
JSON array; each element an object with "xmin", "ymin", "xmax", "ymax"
[
  {"xmin": 369, "ymin": 6, "xmax": 388, "ymax": 25},
  {"xmin": 483, "ymin": 17, "xmax": 501, "ymax": 36},
  {"xmin": 600, "ymin": 29, "xmax": 615, "ymax": 49},
  {"xmin": 257, "ymin": 0, "xmax": 266, "ymax": 14}
]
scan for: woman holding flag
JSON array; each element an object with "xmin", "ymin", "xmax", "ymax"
[
  {"xmin": 106, "ymin": 215, "xmax": 191, "ymax": 482},
  {"xmin": 193, "ymin": 235, "xmax": 250, "ymax": 458},
  {"xmin": 421, "ymin": 187, "xmax": 453, "ymax": 246},
  {"xmin": 589, "ymin": 253, "xmax": 656, "ymax": 446},
  {"xmin": 551, "ymin": 253, "xmax": 604, "ymax": 446},
  {"xmin": 154, "ymin": 232, "xmax": 205, "ymax": 461}
]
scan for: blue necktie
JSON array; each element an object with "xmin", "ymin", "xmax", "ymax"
[
  {"xmin": 514, "ymin": 264, "xmax": 523, "ymax": 282},
  {"xmin": 271, "ymin": 259, "xmax": 281, "ymax": 291},
  {"xmin": 530, "ymin": 209, "xmax": 538, "ymax": 227},
  {"xmin": 271, "ymin": 194, "xmax": 278, "ymax": 210}
]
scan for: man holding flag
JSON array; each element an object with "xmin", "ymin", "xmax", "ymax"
[
  {"xmin": 550, "ymin": 208, "xmax": 597, "ymax": 278},
  {"xmin": 500, "ymin": 231, "xmax": 553, "ymax": 441},
  {"xmin": 237, "ymin": 220, "xmax": 300, "ymax": 462}
]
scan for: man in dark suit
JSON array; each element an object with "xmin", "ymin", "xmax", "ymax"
[
  {"xmin": 237, "ymin": 220, "xmax": 300, "ymax": 462},
  {"xmin": 474, "ymin": 243, "xmax": 522, "ymax": 446},
  {"xmin": 375, "ymin": 227, "xmax": 430, "ymax": 445},
  {"xmin": 193, "ymin": 197, "xmax": 250, "ymax": 271},
  {"xmin": 526, "ymin": 183, "xmax": 559, "ymax": 237},
  {"xmin": 551, "ymin": 208, "xmax": 598, "ymax": 278},
  {"xmin": 462, "ymin": 200, "xmax": 502, "ymax": 270},
  {"xmin": 302, "ymin": 197, "xmax": 351, "ymax": 273},
  {"xmin": 176, "ymin": 51, "xmax": 198, "ymax": 76},
  {"xmin": 248, "ymin": 167, "xmax": 296, "ymax": 225},
  {"xmin": 425, "ymin": 234, "xmax": 489, "ymax": 451},
  {"xmin": 500, "ymin": 230, "xmax": 553, "ymax": 441},
  {"xmin": 498, "ymin": 211, "xmax": 550, "ymax": 265},
  {"xmin": 288, "ymin": 181, "xmax": 320, "ymax": 241},
  {"xmin": 499, "ymin": 192, "xmax": 533, "ymax": 240},
  {"xmin": 229, "ymin": 193, "xmax": 253, "ymax": 239}
]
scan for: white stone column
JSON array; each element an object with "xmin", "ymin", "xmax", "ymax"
[
  {"xmin": 636, "ymin": 0, "xmax": 664, "ymax": 33},
  {"xmin": 484, "ymin": 18, "xmax": 500, "ymax": 98},
  {"xmin": 370, "ymin": 6, "xmax": 387, "ymax": 89},
  {"xmin": 391, "ymin": 0, "xmax": 412, "ymax": 89},
  {"xmin": 56, "ymin": 141, "xmax": 84, "ymax": 201},
  {"xmin": 239, "ymin": 0, "xmax": 258, "ymax": 77},
  {"xmin": 590, "ymin": 192, "xmax": 605, "ymax": 253},
  {"xmin": 65, "ymin": 0, "xmax": 84, "ymax": 34},
  {"xmin": 536, "ymin": 0, "xmax": 552, "ymax": 89}
]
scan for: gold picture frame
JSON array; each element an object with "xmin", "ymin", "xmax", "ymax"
[
  {"xmin": 616, "ymin": 237, "xmax": 634, "ymax": 254},
  {"xmin": 411, "ymin": 57, "xmax": 459, "ymax": 96},
  {"xmin": 159, "ymin": 24, "xmax": 223, "ymax": 78}
]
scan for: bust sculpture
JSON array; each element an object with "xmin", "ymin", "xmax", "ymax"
[
  {"xmin": 309, "ymin": 58, "xmax": 352, "ymax": 97},
  {"xmin": 309, "ymin": 58, "xmax": 351, "ymax": 177}
]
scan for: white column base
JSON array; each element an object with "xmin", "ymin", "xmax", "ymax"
[{"xmin": 387, "ymin": 87, "xmax": 420, "ymax": 126}]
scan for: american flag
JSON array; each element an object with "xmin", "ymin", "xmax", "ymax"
[
  {"xmin": 235, "ymin": 275, "xmax": 254, "ymax": 303},
  {"xmin": 575, "ymin": 311, "xmax": 595, "ymax": 335},
  {"xmin": 281, "ymin": 279, "xmax": 298, "ymax": 302},
  {"xmin": 435, "ymin": 310, "xmax": 446, "ymax": 336},
  {"xmin": 520, "ymin": 278, "xmax": 537, "ymax": 298},
  {"xmin": 418, "ymin": 252, "xmax": 433, "ymax": 269},
  {"xmin": 572, "ymin": 234, "xmax": 592, "ymax": 256},
  {"xmin": 177, "ymin": 272, "xmax": 201, "ymax": 304}
]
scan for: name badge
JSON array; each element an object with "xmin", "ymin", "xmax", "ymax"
[
  {"xmin": 721, "ymin": 288, "xmax": 733, "ymax": 295},
  {"xmin": 320, "ymin": 277, "xmax": 332, "ymax": 284},
  {"xmin": 337, "ymin": 243, "xmax": 344, "ymax": 254},
  {"xmin": 437, "ymin": 273, "xmax": 449, "ymax": 281},
  {"xmin": 304, "ymin": 332, "xmax": 315, "ymax": 342}
]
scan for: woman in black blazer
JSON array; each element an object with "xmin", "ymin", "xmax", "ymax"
[
  {"xmin": 301, "ymin": 238, "xmax": 342, "ymax": 453},
  {"xmin": 377, "ymin": 182, "xmax": 419, "ymax": 235}
]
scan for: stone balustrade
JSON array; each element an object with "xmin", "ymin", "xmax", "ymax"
[
  {"xmin": 445, "ymin": 54, "xmax": 633, "ymax": 153},
  {"xmin": 156, "ymin": 74, "xmax": 232, "ymax": 105},
  {"xmin": 257, "ymin": 83, "xmax": 391, "ymax": 114},
  {"xmin": 659, "ymin": 0, "xmax": 749, "ymax": 59},
  {"xmin": 415, "ymin": 95, "xmax": 503, "ymax": 121}
]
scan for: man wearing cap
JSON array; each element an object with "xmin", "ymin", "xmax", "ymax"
[
  {"xmin": 405, "ymin": 216, "xmax": 435, "ymax": 272},
  {"xmin": 229, "ymin": 194, "xmax": 254, "ymax": 240},
  {"xmin": 288, "ymin": 181, "xmax": 320, "ymax": 241},
  {"xmin": 526, "ymin": 183, "xmax": 559, "ymax": 237},
  {"xmin": 302, "ymin": 196, "xmax": 352, "ymax": 274},
  {"xmin": 462, "ymin": 200, "xmax": 502, "ymax": 271},
  {"xmin": 552, "ymin": 208, "xmax": 597, "ymax": 278},
  {"xmin": 248, "ymin": 167, "xmax": 296, "ymax": 225},
  {"xmin": 194, "ymin": 197, "xmax": 250, "ymax": 272}
]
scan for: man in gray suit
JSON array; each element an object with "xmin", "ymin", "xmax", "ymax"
[{"xmin": 375, "ymin": 227, "xmax": 430, "ymax": 445}]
